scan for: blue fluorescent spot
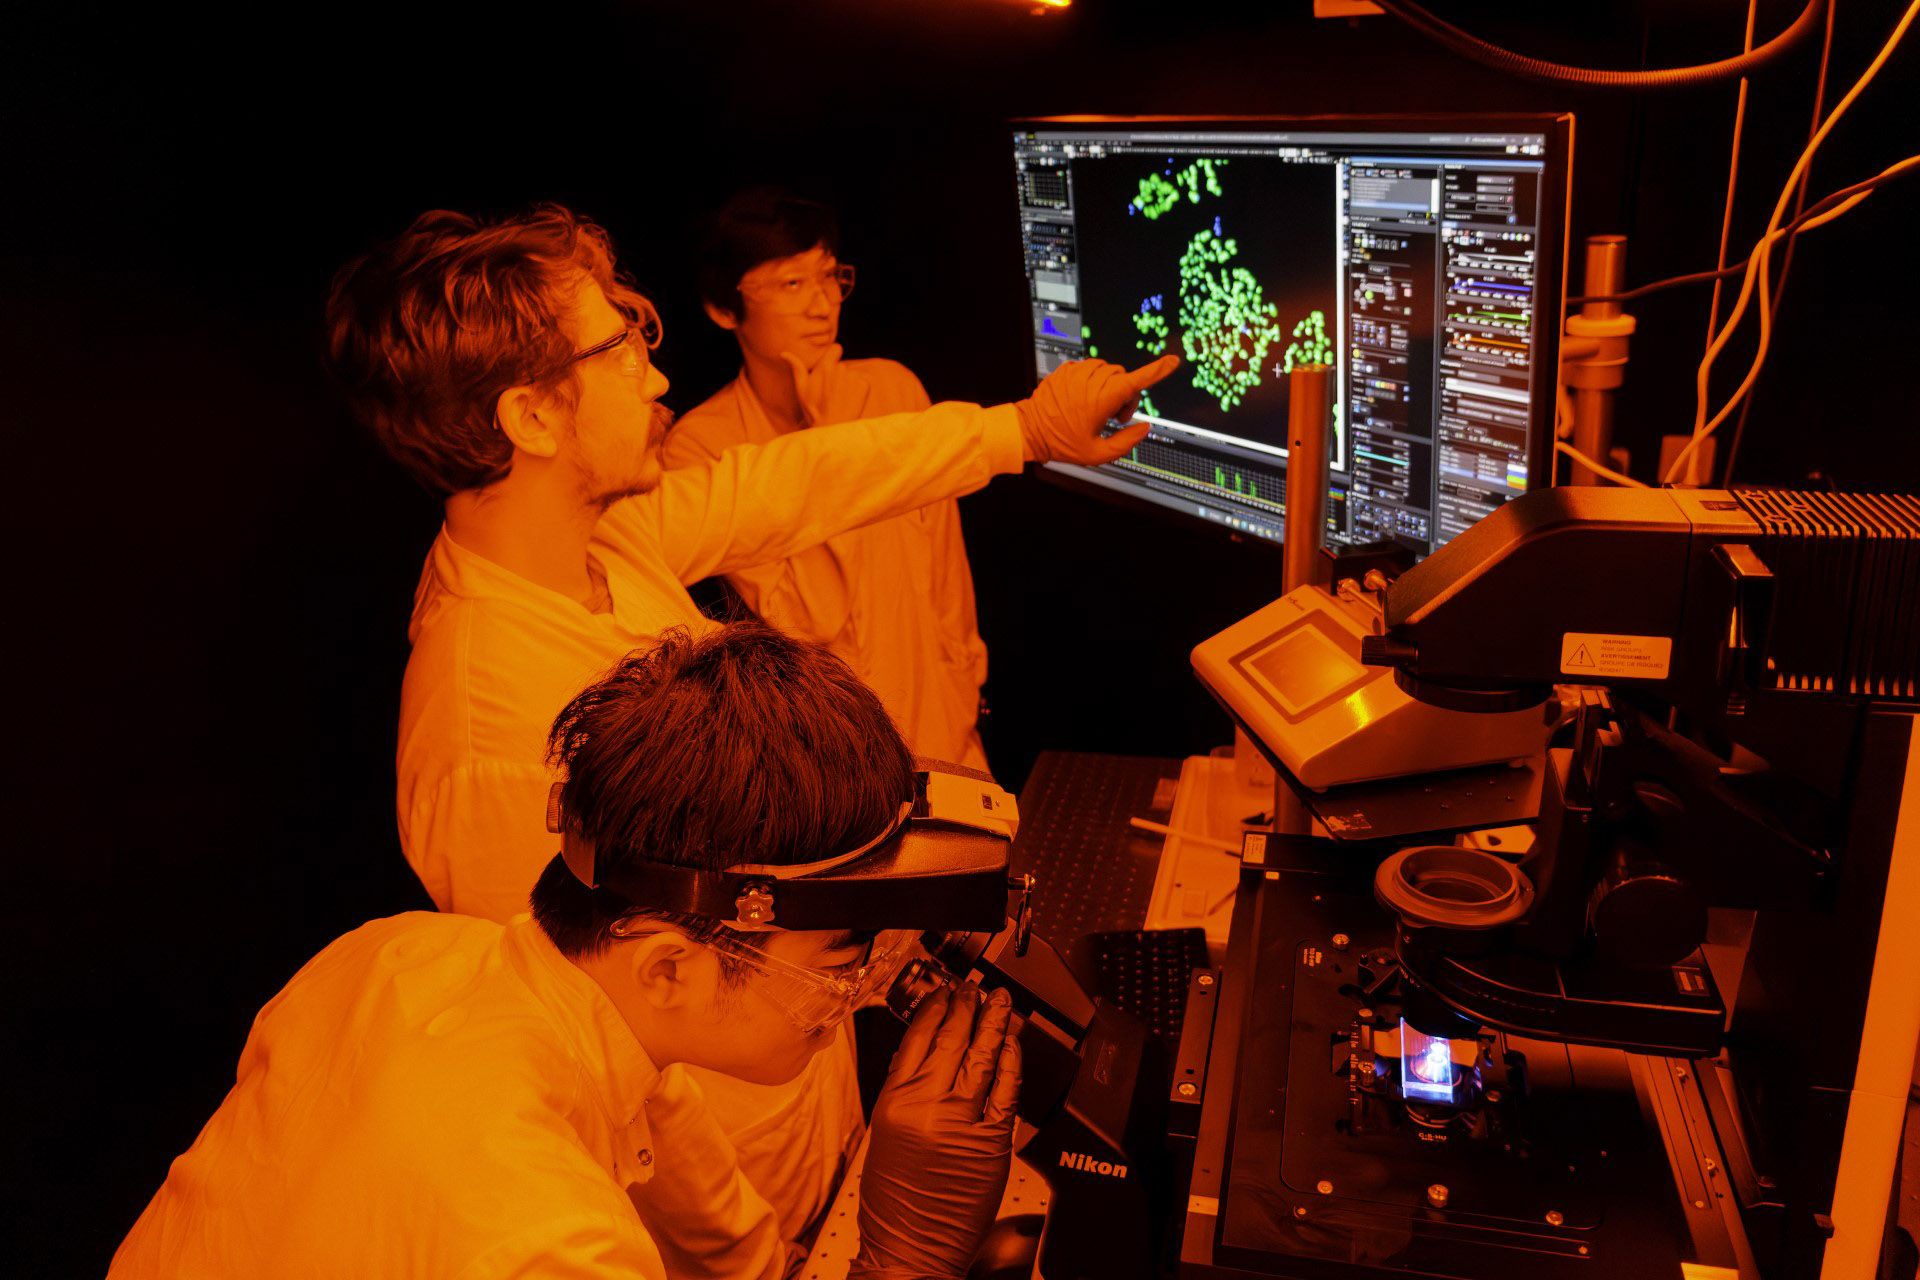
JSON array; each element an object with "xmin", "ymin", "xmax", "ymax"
[{"xmin": 1214, "ymin": 215, "xmax": 1222, "ymax": 236}]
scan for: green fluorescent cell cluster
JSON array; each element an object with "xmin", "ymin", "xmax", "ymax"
[
  {"xmin": 1282, "ymin": 309, "xmax": 1332, "ymax": 372},
  {"xmin": 1177, "ymin": 228, "xmax": 1282, "ymax": 413},
  {"xmin": 1133, "ymin": 308, "xmax": 1169, "ymax": 357},
  {"xmin": 1132, "ymin": 174, "xmax": 1180, "ymax": 220},
  {"xmin": 1125, "ymin": 161, "xmax": 1330, "ymax": 418},
  {"xmin": 1131, "ymin": 158, "xmax": 1227, "ymax": 220}
]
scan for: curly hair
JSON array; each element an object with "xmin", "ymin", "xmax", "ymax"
[
  {"xmin": 531, "ymin": 620, "xmax": 915, "ymax": 959},
  {"xmin": 325, "ymin": 204, "xmax": 660, "ymax": 495}
]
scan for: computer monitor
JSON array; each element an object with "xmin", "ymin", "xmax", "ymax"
[{"xmin": 1012, "ymin": 114, "xmax": 1573, "ymax": 558}]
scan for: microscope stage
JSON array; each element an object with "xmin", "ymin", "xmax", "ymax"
[
  {"xmin": 1185, "ymin": 869, "xmax": 1738, "ymax": 1278},
  {"xmin": 1281, "ymin": 936, "xmax": 1617, "ymax": 1232}
]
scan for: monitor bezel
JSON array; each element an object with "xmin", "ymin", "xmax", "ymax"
[{"xmin": 1009, "ymin": 111, "xmax": 1575, "ymax": 556}]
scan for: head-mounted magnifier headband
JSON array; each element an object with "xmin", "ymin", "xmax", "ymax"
[{"xmin": 548, "ymin": 764, "xmax": 1022, "ymax": 934}]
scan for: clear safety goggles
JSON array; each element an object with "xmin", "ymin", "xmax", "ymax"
[
  {"xmin": 740, "ymin": 263, "xmax": 857, "ymax": 313},
  {"xmin": 703, "ymin": 927, "xmax": 919, "ymax": 1037}
]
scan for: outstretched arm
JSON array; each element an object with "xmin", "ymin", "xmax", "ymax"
[{"xmin": 601, "ymin": 357, "xmax": 1178, "ymax": 586}]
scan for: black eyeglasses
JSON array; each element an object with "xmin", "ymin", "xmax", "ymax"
[
  {"xmin": 568, "ymin": 302, "xmax": 663, "ymax": 370},
  {"xmin": 569, "ymin": 324, "xmax": 653, "ymax": 371}
]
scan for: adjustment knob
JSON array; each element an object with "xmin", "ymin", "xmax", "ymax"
[
  {"xmin": 1587, "ymin": 852, "xmax": 1704, "ymax": 968},
  {"xmin": 1359, "ymin": 634, "xmax": 1417, "ymax": 668}
]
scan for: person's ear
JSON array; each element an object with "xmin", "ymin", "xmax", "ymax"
[
  {"xmin": 703, "ymin": 300, "xmax": 742, "ymax": 332},
  {"xmin": 495, "ymin": 384, "xmax": 564, "ymax": 459},
  {"xmin": 623, "ymin": 932, "xmax": 707, "ymax": 1012}
]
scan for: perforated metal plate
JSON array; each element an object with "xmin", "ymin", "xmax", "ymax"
[
  {"xmin": 1087, "ymin": 927, "xmax": 1211, "ymax": 1057},
  {"xmin": 1010, "ymin": 751, "xmax": 1183, "ymax": 955}
]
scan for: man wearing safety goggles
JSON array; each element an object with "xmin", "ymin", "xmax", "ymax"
[{"xmin": 112, "ymin": 621, "xmax": 1024, "ymax": 1279}]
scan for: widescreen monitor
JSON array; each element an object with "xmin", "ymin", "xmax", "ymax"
[{"xmin": 1012, "ymin": 114, "xmax": 1573, "ymax": 557}]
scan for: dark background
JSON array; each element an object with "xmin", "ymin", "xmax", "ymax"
[{"xmin": 5, "ymin": 0, "xmax": 1915, "ymax": 1271}]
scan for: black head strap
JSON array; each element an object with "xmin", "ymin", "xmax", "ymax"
[{"xmin": 547, "ymin": 769, "xmax": 1017, "ymax": 932}]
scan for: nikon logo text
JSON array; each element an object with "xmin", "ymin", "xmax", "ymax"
[{"xmin": 1058, "ymin": 1151, "xmax": 1128, "ymax": 1179}]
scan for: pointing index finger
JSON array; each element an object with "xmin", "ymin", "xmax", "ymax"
[{"xmin": 1123, "ymin": 354, "xmax": 1180, "ymax": 393}]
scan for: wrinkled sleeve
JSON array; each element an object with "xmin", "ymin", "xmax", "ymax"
[
  {"xmin": 627, "ymin": 1069, "xmax": 790, "ymax": 1280},
  {"xmin": 402, "ymin": 759, "xmax": 561, "ymax": 924},
  {"xmin": 604, "ymin": 402, "xmax": 1024, "ymax": 586},
  {"xmin": 455, "ymin": 1217, "xmax": 673, "ymax": 1280},
  {"xmin": 656, "ymin": 411, "xmax": 825, "ymax": 635}
]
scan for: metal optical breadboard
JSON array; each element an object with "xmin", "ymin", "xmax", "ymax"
[
  {"xmin": 1010, "ymin": 751, "xmax": 1184, "ymax": 959},
  {"xmin": 1087, "ymin": 927, "xmax": 1212, "ymax": 1058}
]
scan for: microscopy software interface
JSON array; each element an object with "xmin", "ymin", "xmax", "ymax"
[{"xmin": 1014, "ymin": 125, "xmax": 1555, "ymax": 556}]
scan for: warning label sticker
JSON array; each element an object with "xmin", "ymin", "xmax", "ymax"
[{"xmin": 1560, "ymin": 632, "xmax": 1673, "ymax": 679}]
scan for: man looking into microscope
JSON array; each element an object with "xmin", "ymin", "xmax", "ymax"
[{"xmin": 112, "ymin": 622, "xmax": 1026, "ymax": 1279}]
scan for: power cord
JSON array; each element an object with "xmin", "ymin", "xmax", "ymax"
[
  {"xmin": 1556, "ymin": 158, "xmax": 1915, "ymax": 488},
  {"xmin": 1566, "ymin": 161, "xmax": 1920, "ymax": 306},
  {"xmin": 1722, "ymin": 0, "xmax": 1840, "ymax": 485},
  {"xmin": 1704, "ymin": 2, "xmax": 1763, "ymax": 374},
  {"xmin": 1668, "ymin": 0, "xmax": 1920, "ymax": 485},
  {"xmin": 1555, "ymin": 440, "xmax": 1648, "ymax": 489}
]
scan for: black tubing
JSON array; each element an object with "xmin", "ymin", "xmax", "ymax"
[{"xmin": 1374, "ymin": 0, "xmax": 1826, "ymax": 90}]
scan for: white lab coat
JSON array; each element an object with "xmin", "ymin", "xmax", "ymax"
[
  {"xmin": 110, "ymin": 915, "xmax": 792, "ymax": 1280},
  {"xmin": 663, "ymin": 360, "xmax": 989, "ymax": 769},
  {"xmin": 392, "ymin": 399, "xmax": 1025, "ymax": 1238}
]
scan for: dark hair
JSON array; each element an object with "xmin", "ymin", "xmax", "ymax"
[
  {"xmin": 694, "ymin": 187, "xmax": 840, "ymax": 321},
  {"xmin": 324, "ymin": 204, "xmax": 659, "ymax": 496},
  {"xmin": 531, "ymin": 621, "xmax": 914, "ymax": 959}
]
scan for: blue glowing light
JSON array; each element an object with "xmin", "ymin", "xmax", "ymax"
[{"xmin": 1399, "ymin": 1019, "xmax": 1457, "ymax": 1104}]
